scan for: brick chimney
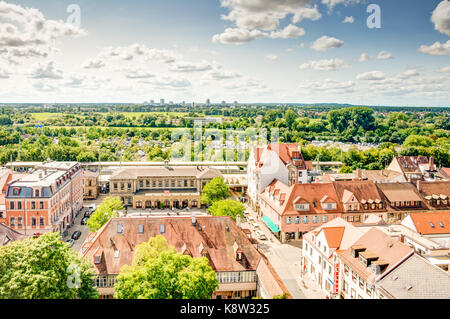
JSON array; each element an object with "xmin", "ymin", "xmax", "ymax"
[
  {"xmin": 429, "ymin": 157, "xmax": 435, "ymax": 171},
  {"xmin": 417, "ymin": 180, "xmax": 421, "ymax": 193},
  {"xmin": 356, "ymin": 169, "xmax": 362, "ymax": 179}
]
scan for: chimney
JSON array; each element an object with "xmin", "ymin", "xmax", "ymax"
[
  {"xmin": 164, "ymin": 160, "xmax": 169, "ymax": 169},
  {"xmin": 191, "ymin": 214, "xmax": 197, "ymax": 226},
  {"xmin": 429, "ymin": 157, "xmax": 434, "ymax": 171},
  {"xmin": 356, "ymin": 169, "xmax": 362, "ymax": 179},
  {"xmin": 417, "ymin": 180, "xmax": 421, "ymax": 193},
  {"xmin": 399, "ymin": 235, "xmax": 405, "ymax": 243}
]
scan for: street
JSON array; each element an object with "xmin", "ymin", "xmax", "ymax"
[{"xmin": 241, "ymin": 204, "xmax": 325, "ymax": 299}]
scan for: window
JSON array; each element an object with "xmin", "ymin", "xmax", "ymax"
[
  {"xmin": 286, "ymin": 217, "xmax": 291, "ymax": 224},
  {"xmin": 114, "ymin": 250, "xmax": 120, "ymax": 258},
  {"xmin": 31, "ymin": 202, "xmax": 36, "ymax": 209},
  {"xmin": 352, "ymin": 271, "xmax": 357, "ymax": 283},
  {"xmin": 322, "ymin": 216, "xmax": 328, "ymax": 223},
  {"xmin": 430, "ymin": 222, "xmax": 435, "ymax": 228},
  {"xmin": 94, "ymin": 255, "xmax": 101, "ymax": 264},
  {"xmin": 138, "ymin": 224, "xmax": 144, "ymax": 234},
  {"xmin": 160, "ymin": 224, "xmax": 165, "ymax": 234},
  {"xmin": 117, "ymin": 224, "xmax": 123, "ymax": 234},
  {"xmin": 10, "ymin": 202, "xmax": 14, "ymax": 209},
  {"xmin": 359, "ymin": 277, "xmax": 365, "ymax": 289},
  {"xmin": 127, "ymin": 183, "xmax": 131, "ymax": 190},
  {"xmin": 139, "ymin": 180, "xmax": 143, "ymax": 188},
  {"xmin": 10, "ymin": 217, "xmax": 15, "ymax": 226},
  {"xmin": 39, "ymin": 202, "xmax": 44, "ymax": 209},
  {"xmin": 40, "ymin": 217, "xmax": 44, "ymax": 226},
  {"xmin": 343, "ymin": 281, "xmax": 348, "ymax": 293},
  {"xmin": 295, "ymin": 217, "xmax": 300, "ymax": 224},
  {"xmin": 17, "ymin": 202, "xmax": 22, "ymax": 210},
  {"xmin": 184, "ymin": 180, "xmax": 188, "ymax": 187},
  {"xmin": 12, "ymin": 188, "xmax": 20, "ymax": 196},
  {"xmin": 17, "ymin": 217, "xmax": 22, "ymax": 226},
  {"xmin": 312, "ymin": 216, "xmax": 318, "ymax": 223},
  {"xmin": 344, "ymin": 264, "xmax": 349, "ymax": 276},
  {"xmin": 35, "ymin": 189, "xmax": 39, "ymax": 197},
  {"xmin": 113, "ymin": 183, "xmax": 118, "ymax": 190},
  {"xmin": 351, "ymin": 289, "xmax": 356, "ymax": 299},
  {"xmin": 31, "ymin": 217, "xmax": 36, "ymax": 226}
]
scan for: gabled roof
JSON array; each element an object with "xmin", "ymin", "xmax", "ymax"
[
  {"xmin": 262, "ymin": 180, "xmax": 342, "ymax": 216},
  {"xmin": 407, "ymin": 212, "xmax": 450, "ymax": 235},
  {"xmin": 253, "ymin": 143, "xmax": 307, "ymax": 170},
  {"xmin": 334, "ymin": 180, "xmax": 383, "ymax": 204},
  {"xmin": 322, "ymin": 227, "xmax": 345, "ymax": 249},
  {"xmin": 377, "ymin": 183, "xmax": 423, "ymax": 203},
  {"xmin": 81, "ymin": 216, "xmax": 262, "ymax": 275},
  {"xmin": 338, "ymin": 228, "xmax": 414, "ymax": 283},
  {"xmin": 377, "ymin": 254, "xmax": 450, "ymax": 299},
  {"xmin": 0, "ymin": 223, "xmax": 28, "ymax": 246}
]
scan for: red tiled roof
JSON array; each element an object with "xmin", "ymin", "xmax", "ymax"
[
  {"xmin": 408, "ymin": 212, "xmax": 450, "ymax": 235},
  {"xmin": 322, "ymin": 227, "xmax": 345, "ymax": 249},
  {"xmin": 82, "ymin": 216, "xmax": 262, "ymax": 275}
]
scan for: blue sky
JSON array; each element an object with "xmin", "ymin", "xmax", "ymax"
[{"xmin": 0, "ymin": 0, "xmax": 449, "ymax": 106}]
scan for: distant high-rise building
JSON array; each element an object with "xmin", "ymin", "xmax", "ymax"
[
  {"xmin": 206, "ymin": 99, "xmax": 210, "ymax": 107},
  {"xmin": 181, "ymin": 101, "xmax": 186, "ymax": 107},
  {"xmin": 160, "ymin": 99, "xmax": 165, "ymax": 105},
  {"xmin": 150, "ymin": 100, "xmax": 155, "ymax": 105},
  {"xmin": 234, "ymin": 101, "xmax": 238, "ymax": 107},
  {"xmin": 221, "ymin": 100, "xmax": 226, "ymax": 106}
]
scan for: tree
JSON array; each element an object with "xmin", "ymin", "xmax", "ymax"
[
  {"xmin": 0, "ymin": 232, "xmax": 98, "ymax": 299},
  {"xmin": 86, "ymin": 196, "xmax": 124, "ymax": 232},
  {"xmin": 208, "ymin": 199, "xmax": 245, "ymax": 221},
  {"xmin": 114, "ymin": 235, "xmax": 218, "ymax": 299},
  {"xmin": 200, "ymin": 177, "xmax": 230, "ymax": 206},
  {"xmin": 339, "ymin": 166, "xmax": 353, "ymax": 174}
]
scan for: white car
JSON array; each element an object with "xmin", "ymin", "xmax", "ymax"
[
  {"xmin": 252, "ymin": 222, "xmax": 260, "ymax": 229},
  {"xmin": 255, "ymin": 230, "xmax": 267, "ymax": 240}
]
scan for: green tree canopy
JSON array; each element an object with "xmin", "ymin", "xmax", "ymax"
[
  {"xmin": 114, "ymin": 235, "xmax": 218, "ymax": 299},
  {"xmin": 208, "ymin": 199, "xmax": 245, "ymax": 221},
  {"xmin": 0, "ymin": 232, "xmax": 98, "ymax": 299},
  {"xmin": 86, "ymin": 196, "xmax": 124, "ymax": 232},
  {"xmin": 201, "ymin": 177, "xmax": 230, "ymax": 206}
]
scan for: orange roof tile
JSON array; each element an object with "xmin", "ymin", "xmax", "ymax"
[{"xmin": 408, "ymin": 212, "xmax": 450, "ymax": 235}]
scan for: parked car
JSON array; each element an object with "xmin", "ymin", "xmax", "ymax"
[
  {"xmin": 88, "ymin": 204, "xmax": 96, "ymax": 211},
  {"xmin": 66, "ymin": 239, "xmax": 75, "ymax": 247},
  {"xmin": 71, "ymin": 231, "xmax": 82, "ymax": 240},
  {"xmin": 255, "ymin": 230, "xmax": 267, "ymax": 240},
  {"xmin": 84, "ymin": 211, "xmax": 91, "ymax": 218},
  {"xmin": 252, "ymin": 222, "xmax": 260, "ymax": 229},
  {"xmin": 81, "ymin": 217, "xmax": 88, "ymax": 225}
]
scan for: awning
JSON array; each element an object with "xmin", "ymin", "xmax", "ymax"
[{"xmin": 262, "ymin": 216, "xmax": 280, "ymax": 233}]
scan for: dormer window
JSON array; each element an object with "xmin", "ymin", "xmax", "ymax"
[
  {"xmin": 160, "ymin": 224, "xmax": 166, "ymax": 234},
  {"xmin": 114, "ymin": 250, "xmax": 120, "ymax": 258},
  {"xmin": 117, "ymin": 224, "xmax": 123, "ymax": 234},
  {"xmin": 94, "ymin": 255, "xmax": 101, "ymax": 264},
  {"xmin": 430, "ymin": 222, "xmax": 435, "ymax": 229},
  {"xmin": 12, "ymin": 188, "xmax": 20, "ymax": 196},
  {"xmin": 138, "ymin": 224, "xmax": 144, "ymax": 234},
  {"xmin": 35, "ymin": 189, "xmax": 40, "ymax": 197}
]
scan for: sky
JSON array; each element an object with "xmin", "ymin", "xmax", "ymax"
[{"xmin": 0, "ymin": 0, "xmax": 449, "ymax": 106}]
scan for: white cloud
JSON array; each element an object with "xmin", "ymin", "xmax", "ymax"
[
  {"xmin": 270, "ymin": 24, "xmax": 305, "ymax": 39},
  {"xmin": 142, "ymin": 76, "xmax": 191, "ymax": 88},
  {"xmin": 299, "ymin": 78, "xmax": 355, "ymax": 93},
  {"xmin": 0, "ymin": 1, "xmax": 86, "ymax": 62},
  {"xmin": 377, "ymin": 50, "xmax": 393, "ymax": 60},
  {"xmin": 99, "ymin": 43, "xmax": 179, "ymax": 63},
  {"xmin": 205, "ymin": 69, "xmax": 242, "ymax": 80},
  {"xmin": 431, "ymin": 0, "xmax": 450, "ymax": 36},
  {"xmin": 397, "ymin": 69, "xmax": 420, "ymax": 79},
  {"xmin": 299, "ymin": 58, "xmax": 348, "ymax": 71},
  {"xmin": 28, "ymin": 61, "xmax": 63, "ymax": 79},
  {"xmin": 122, "ymin": 68, "xmax": 156, "ymax": 79},
  {"xmin": 0, "ymin": 67, "xmax": 11, "ymax": 79},
  {"xmin": 83, "ymin": 58, "xmax": 105, "ymax": 69},
  {"xmin": 321, "ymin": 0, "xmax": 362, "ymax": 11},
  {"xmin": 343, "ymin": 16, "xmax": 354, "ymax": 23},
  {"xmin": 418, "ymin": 40, "xmax": 450, "ymax": 56},
  {"xmin": 356, "ymin": 70, "xmax": 386, "ymax": 81},
  {"xmin": 359, "ymin": 53, "xmax": 371, "ymax": 62},
  {"xmin": 310, "ymin": 35, "xmax": 344, "ymax": 51},
  {"xmin": 212, "ymin": 28, "xmax": 266, "ymax": 44},
  {"xmin": 292, "ymin": 5, "xmax": 322, "ymax": 23},
  {"xmin": 169, "ymin": 61, "xmax": 213, "ymax": 72},
  {"xmin": 437, "ymin": 66, "xmax": 450, "ymax": 73},
  {"xmin": 33, "ymin": 81, "xmax": 58, "ymax": 92},
  {"xmin": 264, "ymin": 53, "xmax": 278, "ymax": 60}
]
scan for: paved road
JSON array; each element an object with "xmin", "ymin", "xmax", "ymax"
[
  {"xmin": 63, "ymin": 206, "xmax": 90, "ymax": 252},
  {"xmin": 242, "ymin": 204, "xmax": 325, "ymax": 299}
]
